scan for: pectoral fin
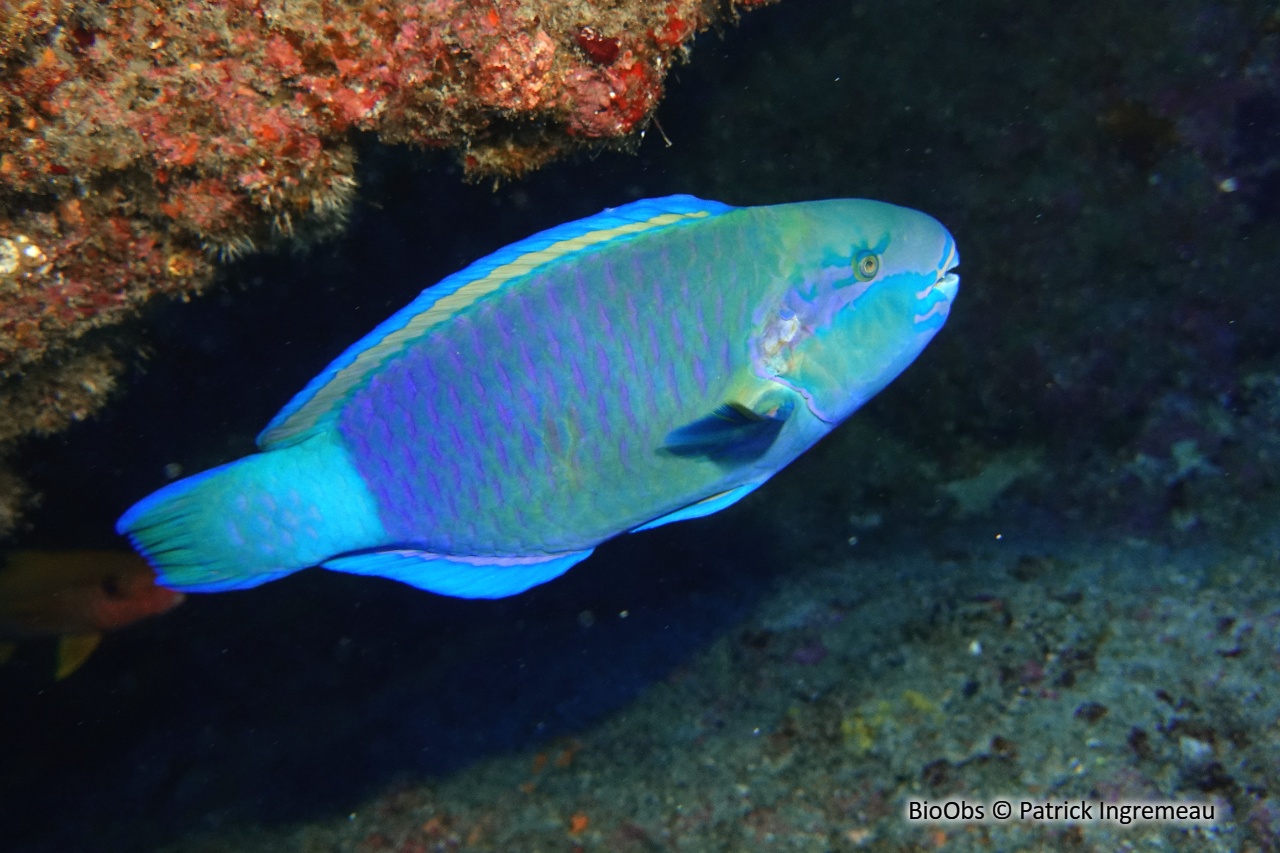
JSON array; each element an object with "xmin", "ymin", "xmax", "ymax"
[
  {"xmin": 662, "ymin": 397, "xmax": 794, "ymax": 465},
  {"xmin": 56, "ymin": 632, "xmax": 102, "ymax": 680}
]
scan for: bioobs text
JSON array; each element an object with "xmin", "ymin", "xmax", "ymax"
[{"xmin": 906, "ymin": 800, "xmax": 985, "ymax": 821}]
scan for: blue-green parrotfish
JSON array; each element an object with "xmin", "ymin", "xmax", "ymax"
[{"xmin": 118, "ymin": 195, "xmax": 959, "ymax": 598}]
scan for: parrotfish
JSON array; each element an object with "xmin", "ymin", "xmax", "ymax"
[{"xmin": 118, "ymin": 195, "xmax": 959, "ymax": 598}]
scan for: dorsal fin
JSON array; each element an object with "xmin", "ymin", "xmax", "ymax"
[{"xmin": 257, "ymin": 195, "xmax": 736, "ymax": 449}]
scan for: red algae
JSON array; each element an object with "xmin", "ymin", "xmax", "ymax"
[
  {"xmin": 0, "ymin": 0, "xmax": 777, "ymax": 534},
  {"xmin": 575, "ymin": 26, "xmax": 621, "ymax": 67}
]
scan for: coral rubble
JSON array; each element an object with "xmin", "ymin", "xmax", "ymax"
[{"xmin": 0, "ymin": 0, "xmax": 773, "ymax": 533}]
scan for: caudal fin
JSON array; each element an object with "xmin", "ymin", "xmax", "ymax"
[{"xmin": 117, "ymin": 436, "xmax": 386, "ymax": 592}]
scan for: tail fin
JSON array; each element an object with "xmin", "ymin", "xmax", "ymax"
[{"xmin": 117, "ymin": 436, "xmax": 386, "ymax": 592}]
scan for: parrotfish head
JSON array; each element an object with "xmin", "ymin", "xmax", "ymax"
[{"xmin": 750, "ymin": 199, "xmax": 960, "ymax": 424}]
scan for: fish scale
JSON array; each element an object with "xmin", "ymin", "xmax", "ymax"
[
  {"xmin": 118, "ymin": 195, "xmax": 958, "ymax": 598},
  {"xmin": 341, "ymin": 221, "xmax": 758, "ymax": 554}
]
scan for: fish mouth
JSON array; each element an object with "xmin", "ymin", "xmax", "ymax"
[
  {"xmin": 934, "ymin": 269, "xmax": 960, "ymax": 302},
  {"xmin": 933, "ymin": 238, "xmax": 960, "ymax": 302}
]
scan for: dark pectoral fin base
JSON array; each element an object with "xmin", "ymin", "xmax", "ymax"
[{"xmin": 661, "ymin": 399, "xmax": 793, "ymax": 465}]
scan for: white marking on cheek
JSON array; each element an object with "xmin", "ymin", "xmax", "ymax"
[
  {"xmin": 759, "ymin": 309, "xmax": 800, "ymax": 359},
  {"xmin": 778, "ymin": 310, "xmax": 799, "ymax": 344},
  {"xmin": 914, "ymin": 301, "xmax": 948, "ymax": 324}
]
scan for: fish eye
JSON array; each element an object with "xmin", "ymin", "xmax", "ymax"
[{"xmin": 853, "ymin": 251, "xmax": 880, "ymax": 281}]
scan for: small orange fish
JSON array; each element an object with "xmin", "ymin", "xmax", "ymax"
[{"xmin": 0, "ymin": 550, "xmax": 184, "ymax": 678}]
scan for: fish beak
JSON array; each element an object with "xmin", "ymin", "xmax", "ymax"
[
  {"xmin": 934, "ymin": 269, "xmax": 960, "ymax": 302},
  {"xmin": 933, "ymin": 238, "xmax": 960, "ymax": 302}
]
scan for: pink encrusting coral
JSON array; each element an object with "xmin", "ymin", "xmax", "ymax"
[{"xmin": 0, "ymin": 0, "xmax": 775, "ymax": 533}]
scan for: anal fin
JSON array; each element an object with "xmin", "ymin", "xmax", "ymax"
[
  {"xmin": 631, "ymin": 481, "xmax": 765, "ymax": 532},
  {"xmin": 322, "ymin": 548, "xmax": 594, "ymax": 599}
]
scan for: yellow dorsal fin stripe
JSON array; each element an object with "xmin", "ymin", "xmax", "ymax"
[{"xmin": 260, "ymin": 209, "xmax": 710, "ymax": 448}]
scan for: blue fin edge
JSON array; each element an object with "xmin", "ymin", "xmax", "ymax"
[
  {"xmin": 631, "ymin": 481, "xmax": 765, "ymax": 533},
  {"xmin": 322, "ymin": 548, "xmax": 594, "ymax": 599}
]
